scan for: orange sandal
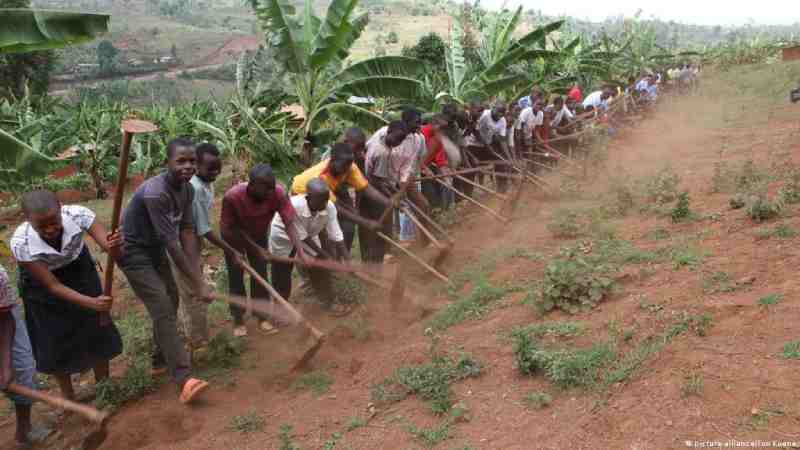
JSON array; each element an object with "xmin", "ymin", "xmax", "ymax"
[{"xmin": 179, "ymin": 378, "xmax": 209, "ymax": 404}]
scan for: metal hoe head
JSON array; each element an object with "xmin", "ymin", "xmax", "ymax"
[{"xmin": 120, "ymin": 119, "xmax": 158, "ymax": 134}]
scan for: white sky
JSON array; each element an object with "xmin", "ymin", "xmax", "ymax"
[{"xmin": 481, "ymin": 0, "xmax": 799, "ymax": 26}]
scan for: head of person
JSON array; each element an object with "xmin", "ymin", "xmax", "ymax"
[
  {"xmin": 305, "ymin": 177, "xmax": 330, "ymax": 213},
  {"xmin": 584, "ymin": 105, "xmax": 595, "ymax": 113},
  {"xmin": 21, "ymin": 190, "xmax": 62, "ymax": 244},
  {"xmin": 329, "ymin": 142, "xmax": 355, "ymax": 177},
  {"xmin": 166, "ymin": 137, "xmax": 196, "ymax": 184},
  {"xmin": 566, "ymin": 97, "xmax": 577, "ymax": 110},
  {"xmin": 246, "ymin": 163, "xmax": 276, "ymax": 202},
  {"xmin": 553, "ymin": 96, "xmax": 564, "ymax": 109},
  {"xmin": 430, "ymin": 114, "xmax": 448, "ymax": 134},
  {"xmin": 195, "ymin": 142, "xmax": 222, "ymax": 183},
  {"xmin": 385, "ymin": 120, "xmax": 408, "ymax": 148},
  {"xmin": 401, "ymin": 108, "xmax": 421, "ymax": 133},
  {"xmin": 600, "ymin": 89, "xmax": 613, "ymax": 100},
  {"xmin": 342, "ymin": 127, "xmax": 366, "ymax": 159},
  {"xmin": 508, "ymin": 105, "xmax": 521, "ymax": 122},
  {"xmin": 468, "ymin": 100, "xmax": 483, "ymax": 117},
  {"xmin": 442, "ymin": 103, "xmax": 459, "ymax": 124},
  {"xmin": 491, "ymin": 102, "xmax": 507, "ymax": 121},
  {"xmin": 532, "ymin": 98, "xmax": 543, "ymax": 113}
]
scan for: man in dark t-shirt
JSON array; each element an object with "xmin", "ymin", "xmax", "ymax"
[{"xmin": 118, "ymin": 137, "xmax": 211, "ymax": 404}]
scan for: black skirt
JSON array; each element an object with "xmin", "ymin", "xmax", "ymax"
[{"xmin": 19, "ymin": 245, "xmax": 123, "ymax": 375}]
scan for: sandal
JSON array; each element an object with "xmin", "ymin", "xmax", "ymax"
[
  {"xmin": 179, "ymin": 378, "xmax": 209, "ymax": 404},
  {"xmin": 259, "ymin": 321, "xmax": 279, "ymax": 335}
]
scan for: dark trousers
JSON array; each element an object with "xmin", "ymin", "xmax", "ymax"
[
  {"xmin": 271, "ymin": 249, "xmax": 334, "ymax": 305},
  {"xmin": 224, "ymin": 237, "xmax": 270, "ymax": 325},
  {"xmin": 359, "ymin": 177, "xmax": 393, "ymax": 263},
  {"xmin": 119, "ymin": 246, "xmax": 191, "ymax": 384}
]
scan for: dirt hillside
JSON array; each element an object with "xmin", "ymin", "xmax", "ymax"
[{"xmin": 3, "ymin": 62, "xmax": 800, "ymax": 450}]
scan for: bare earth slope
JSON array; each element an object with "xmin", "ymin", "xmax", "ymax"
[{"xmin": 3, "ymin": 62, "xmax": 800, "ymax": 449}]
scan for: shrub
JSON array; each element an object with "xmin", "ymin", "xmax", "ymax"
[
  {"xmin": 778, "ymin": 170, "xmax": 800, "ymax": 204},
  {"xmin": 539, "ymin": 257, "xmax": 614, "ymax": 314},
  {"xmin": 670, "ymin": 192, "xmax": 692, "ymax": 223},
  {"xmin": 746, "ymin": 194, "xmax": 783, "ymax": 223},
  {"xmin": 547, "ymin": 208, "xmax": 582, "ymax": 238},
  {"xmin": 729, "ymin": 193, "xmax": 747, "ymax": 209},
  {"xmin": 644, "ymin": 166, "xmax": 681, "ymax": 206},
  {"xmin": 386, "ymin": 31, "xmax": 399, "ymax": 44},
  {"xmin": 758, "ymin": 293, "xmax": 782, "ymax": 306},
  {"xmin": 781, "ymin": 340, "xmax": 800, "ymax": 359}
]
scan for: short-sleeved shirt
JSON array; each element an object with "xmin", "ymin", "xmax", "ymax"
[
  {"xmin": 582, "ymin": 91, "xmax": 608, "ymax": 111},
  {"xmin": 477, "ymin": 109, "xmax": 507, "ymax": 147},
  {"xmin": 568, "ymin": 86, "xmax": 583, "ymax": 103},
  {"xmin": 220, "ymin": 182, "xmax": 295, "ymax": 247},
  {"xmin": 291, "ymin": 159, "xmax": 369, "ymax": 201},
  {"xmin": 365, "ymin": 131, "xmax": 418, "ymax": 183},
  {"xmin": 190, "ymin": 175, "xmax": 214, "ymax": 237},
  {"xmin": 0, "ymin": 264, "xmax": 16, "ymax": 308},
  {"xmin": 420, "ymin": 124, "xmax": 448, "ymax": 168},
  {"xmin": 550, "ymin": 104, "xmax": 574, "ymax": 127},
  {"xmin": 519, "ymin": 107, "xmax": 543, "ymax": 144},
  {"xmin": 269, "ymin": 195, "xmax": 344, "ymax": 257},
  {"xmin": 122, "ymin": 172, "xmax": 194, "ymax": 249},
  {"xmin": 11, "ymin": 205, "xmax": 96, "ymax": 270}
]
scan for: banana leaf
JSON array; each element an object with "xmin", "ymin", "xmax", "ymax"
[
  {"xmin": 310, "ymin": 0, "xmax": 366, "ymax": 69},
  {"xmin": 337, "ymin": 56, "xmax": 426, "ymax": 82},
  {"xmin": 254, "ymin": 0, "xmax": 308, "ymax": 73},
  {"xmin": 0, "ymin": 9, "xmax": 109, "ymax": 54},
  {"xmin": 0, "ymin": 128, "xmax": 59, "ymax": 178}
]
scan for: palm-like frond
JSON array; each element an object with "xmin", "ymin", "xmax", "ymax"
[
  {"xmin": 310, "ymin": 0, "xmax": 366, "ymax": 69},
  {"xmin": 0, "ymin": 9, "xmax": 109, "ymax": 53}
]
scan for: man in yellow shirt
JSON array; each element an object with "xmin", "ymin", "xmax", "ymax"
[{"xmin": 292, "ymin": 142, "xmax": 391, "ymax": 253}]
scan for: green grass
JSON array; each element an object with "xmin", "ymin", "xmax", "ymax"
[
  {"xmin": 228, "ymin": 411, "xmax": 265, "ymax": 433},
  {"xmin": 407, "ymin": 419, "xmax": 452, "ymax": 448},
  {"xmin": 668, "ymin": 245, "xmax": 706, "ymax": 270},
  {"xmin": 754, "ymin": 224, "xmax": 798, "ymax": 240},
  {"xmin": 522, "ymin": 391, "xmax": 552, "ymax": 410},
  {"xmin": 278, "ymin": 424, "xmax": 302, "ymax": 450},
  {"xmin": 509, "ymin": 322, "xmax": 585, "ymax": 340},
  {"xmin": 428, "ymin": 279, "xmax": 512, "ymax": 331},
  {"xmin": 681, "ymin": 372, "xmax": 704, "ymax": 398},
  {"xmin": 702, "ymin": 271, "xmax": 738, "ymax": 294},
  {"xmin": 346, "ymin": 416, "xmax": 367, "ymax": 432},
  {"xmin": 758, "ymin": 293, "xmax": 782, "ymax": 306},
  {"xmin": 780, "ymin": 340, "xmax": 800, "ymax": 359},
  {"xmin": 292, "ymin": 370, "xmax": 333, "ymax": 396},
  {"xmin": 646, "ymin": 227, "xmax": 671, "ymax": 240},
  {"xmin": 547, "ymin": 208, "xmax": 584, "ymax": 238},
  {"xmin": 371, "ymin": 355, "xmax": 481, "ymax": 414},
  {"xmin": 195, "ymin": 330, "xmax": 245, "ymax": 379},
  {"xmin": 94, "ymin": 357, "xmax": 156, "ymax": 411}
]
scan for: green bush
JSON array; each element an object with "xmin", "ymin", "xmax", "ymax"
[
  {"xmin": 670, "ymin": 192, "xmax": 692, "ymax": 223},
  {"xmin": 539, "ymin": 257, "xmax": 614, "ymax": 314},
  {"xmin": 644, "ymin": 166, "xmax": 681, "ymax": 206},
  {"xmin": 746, "ymin": 194, "xmax": 783, "ymax": 223},
  {"xmin": 547, "ymin": 208, "xmax": 582, "ymax": 238}
]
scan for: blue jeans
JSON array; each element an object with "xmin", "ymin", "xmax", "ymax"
[{"xmin": 5, "ymin": 305, "xmax": 36, "ymax": 405}]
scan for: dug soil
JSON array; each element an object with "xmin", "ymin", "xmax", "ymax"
[{"xmin": 3, "ymin": 65, "xmax": 800, "ymax": 449}]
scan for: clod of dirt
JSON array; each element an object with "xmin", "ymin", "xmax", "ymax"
[{"xmin": 737, "ymin": 276, "xmax": 756, "ymax": 286}]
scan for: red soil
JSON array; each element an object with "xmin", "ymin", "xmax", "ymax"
[{"xmin": 4, "ymin": 76, "xmax": 800, "ymax": 450}]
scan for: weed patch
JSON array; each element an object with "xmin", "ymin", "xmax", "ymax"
[
  {"xmin": 668, "ymin": 245, "xmax": 705, "ymax": 270},
  {"xmin": 278, "ymin": 424, "xmax": 302, "ymax": 450},
  {"xmin": 292, "ymin": 370, "xmax": 333, "ymax": 396},
  {"xmin": 758, "ymin": 293, "xmax": 782, "ymax": 306},
  {"xmin": 372, "ymin": 355, "xmax": 481, "ymax": 414},
  {"xmin": 702, "ymin": 271, "xmax": 737, "ymax": 294},
  {"xmin": 346, "ymin": 416, "xmax": 366, "ymax": 432},
  {"xmin": 510, "ymin": 322, "xmax": 585, "ymax": 339},
  {"xmin": 407, "ymin": 419, "xmax": 452, "ymax": 448},
  {"xmin": 780, "ymin": 340, "xmax": 800, "ymax": 359},
  {"xmin": 522, "ymin": 391, "xmax": 552, "ymax": 409},
  {"xmin": 228, "ymin": 411, "xmax": 265, "ymax": 433},
  {"xmin": 681, "ymin": 372, "xmax": 704, "ymax": 397},
  {"xmin": 643, "ymin": 166, "xmax": 681, "ymax": 208},
  {"xmin": 754, "ymin": 224, "xmax": 797, "ymax": 240},
  {"xmin": 547, "ymin": 208, "xmax": 583, "ymax": 238},
  {"xmin": 94, "ymin": 358, "xmax": 156, "ymax": 411},
  {"xmin": 429, "ymin": 279, "xmax": 512, "ymax": 331},
  {"xmin": 745, "ymin": 194, "xmax": 784, "ymax": 223}
]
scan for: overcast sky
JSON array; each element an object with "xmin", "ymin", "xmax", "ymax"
[{"xmin": 481, "ymin": 0, "xmax": 798, "ymax": 26}]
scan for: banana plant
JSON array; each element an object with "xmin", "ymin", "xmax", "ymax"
[
  {"xmin": 0, "ymin": 8, "xmax": 109, "ymax": 182},
  {"xmin": 250, "ymin": 0, "xmax": 427, "ymax": 165},
  {"xmin": 436, "ymin": 17, "xmax": 563, "ymax": 105}
]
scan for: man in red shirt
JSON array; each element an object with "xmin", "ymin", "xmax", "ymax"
[
  {"xmin": 420, "ymin": 115, "xmax": 453, "ymax": 209},
  {"xmin": 220, "ymin": 164, "xmax": 306, "ymax": 337},
  {"xmin": 568, "ymin": 83, "xmax": 583, "ymax": 104}
]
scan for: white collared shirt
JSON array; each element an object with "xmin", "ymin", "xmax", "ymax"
[
  {"xmin": 269, "ymin": 195, "xmax": 344, "ymax": 257},
  {"xmin": 10, "ymin": 205, "xmax": 96, "ymax": 270}
]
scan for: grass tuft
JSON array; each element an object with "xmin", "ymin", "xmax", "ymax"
[
  {"xmin": 292, "ymin": 370, "xmax": 333, "ymax": 396},
  {"xmin": 228, "ymin": 411, "xmax": 265, "ymax": 433}
]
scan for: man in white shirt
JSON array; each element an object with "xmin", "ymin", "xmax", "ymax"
[
  {"xmin": 548, "ymin": 96, "xmax": 574, "ymax": 133},
  {"xmin": 270, "ymin": 178, "xmax": 348, "ymax": 314},
  {"xmin": 474, "ymin": 102, "xmax": 511, "ymax": 192},
  {"xmin": 582, "ymin": 89, "xmax": 613, "ymax": 113}
]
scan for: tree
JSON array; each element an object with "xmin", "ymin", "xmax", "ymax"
[
  {"xmin": 250, "ymin": 0, "xmax": 426, "ymax": 165},
  {"xmin": 96, "ymin": 40, "xmax": 119, "ymax": 76},
  {"xmin": 386, "ymin": 31, "xmax": 398, "ymax": 44},
  {"xmin": 401, "ymin": 32, "xmax": 446, "ymax": 69}
]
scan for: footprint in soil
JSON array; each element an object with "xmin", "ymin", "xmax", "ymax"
[{"xmin": 107, "ymin": 406, "xmax": 206, "ymax": 449}]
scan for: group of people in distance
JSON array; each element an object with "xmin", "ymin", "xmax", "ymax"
[{"xmin": 0, "ymin": 75, "xmax": 677, "ymax": 446}]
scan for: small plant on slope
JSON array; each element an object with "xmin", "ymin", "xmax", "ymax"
[
  {"xmin": 538, "ymin": 256, "xmax": 615, "ymax": 315},
  {"xmin": 670, "ymin": 192, "xmax": 693, "ymax": 223}
]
